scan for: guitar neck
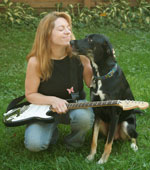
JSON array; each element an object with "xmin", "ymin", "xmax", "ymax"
[
  {"xmin": 66, "ymin": 100, "xmax": 119, "ymax": 109},
  {"xmin": 66, "ymin": 100, "xmax": 149, "ymax": 111}
]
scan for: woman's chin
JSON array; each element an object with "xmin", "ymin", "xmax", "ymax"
[{"xmin": 63, "ymin": 42, "xmax": 70, "ymax": 46}]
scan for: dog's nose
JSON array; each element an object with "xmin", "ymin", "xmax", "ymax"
[{"xmin": 70, "ymin": 40, "xmax": 74, "ymax": 47}]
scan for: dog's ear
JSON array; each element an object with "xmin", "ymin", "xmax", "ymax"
[{"xmin": 103, "ymin": 40, "xmax": 113, "ymax": 56}]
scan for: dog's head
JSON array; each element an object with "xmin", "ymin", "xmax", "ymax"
[{"xmin": 70, "ymin": 34, "xmax": 115, "ymax": 64}]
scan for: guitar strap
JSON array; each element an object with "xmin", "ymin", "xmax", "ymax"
[
  {"xmin": 69, "ymin": 56, "xmax": 85, "ymax": 100},
  {"xmin": 69, "ymin": 57, "xmax": 80, "ymax": 100},
  {"xmin": 6, "ymin": 95, "xmax": 30, "ymax": 112}
]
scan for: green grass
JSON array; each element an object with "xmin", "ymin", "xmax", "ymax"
[{"xmin": 0, "ymin": 26, "xmax": 150, "ymax": 170}]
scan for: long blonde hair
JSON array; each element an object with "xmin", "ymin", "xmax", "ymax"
[{"xmin": 26, "ymin": 11, "xmax": 74, "ymax": 81}]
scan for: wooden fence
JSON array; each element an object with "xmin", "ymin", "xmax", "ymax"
[
  {"xmin": 0, "ymin": 0, "xmax": 105, "ymax": 9},
  {"xmin": 0, "ymin": 0, "xmax": 150, "ymax": 10}
]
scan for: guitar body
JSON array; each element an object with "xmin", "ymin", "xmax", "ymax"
[{"xmin": 3, "ymin": 104, "xmax": 54, "ymax": 127}]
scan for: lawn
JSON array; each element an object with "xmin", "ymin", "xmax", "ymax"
[{"xmin": 0, "ymin": 25, "xmax": 150, "ymax": 170}]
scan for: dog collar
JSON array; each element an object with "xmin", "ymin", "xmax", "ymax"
[{"xmin": 94, "ymin": 64, "xmax": 118, "ymax": 80}]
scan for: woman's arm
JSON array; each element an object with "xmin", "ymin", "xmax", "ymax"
[
  {"xmin": 25, "ymin": 57, "xmax": 68, "ymax": 114},
  {"xmin": 80, "ymin": 55, "xmax": 93, "ymax": 88}
]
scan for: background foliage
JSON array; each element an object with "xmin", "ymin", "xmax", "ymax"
[
  {"xmin": 0, "ymin": 0, "xmax": 150, "ymax": 30},
  {"xmin": 0, "ymin": 0, "xmax": 38, "ymax": 27}
]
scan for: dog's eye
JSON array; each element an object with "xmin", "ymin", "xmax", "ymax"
[{"xmin": 88, "ymin": 38, "xmax": 93, "ymax": 43}]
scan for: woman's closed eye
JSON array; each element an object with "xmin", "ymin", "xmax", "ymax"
[
  {"xmin": 58, "ymin": 26, "xmax": 64, "ymax": 31},
  {"xmin": 58, "ymin": 26, "xmax": 71, "ymax": 32}
]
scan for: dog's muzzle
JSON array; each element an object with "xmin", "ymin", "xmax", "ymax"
[{"xmin": 70, "ymin": 40, "xmax": 75, "ymax": 47}]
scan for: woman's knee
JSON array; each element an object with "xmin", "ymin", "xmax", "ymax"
[
  {"xmin": 24, "ymin": 135, "xmax": 49, "ymax": 152},
  {"xmin": 24, "ymin": 122, "xmax": 55, "ymax": 152},
  {"xmin": 70, "ymin": 108, "xmax": 94, "ymax": 130}
]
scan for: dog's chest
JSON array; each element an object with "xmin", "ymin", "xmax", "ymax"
[{"xmin": 90, "ymin": 60, "xmax": 106, "ymax": 100}]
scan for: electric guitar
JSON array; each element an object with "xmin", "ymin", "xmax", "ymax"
[{"xmin": 3, "ymin": 100, "xmax": 149, "ymax": 127}]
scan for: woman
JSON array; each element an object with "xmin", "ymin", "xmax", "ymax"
[{"xmin": 24, "ymin": 11, "xmax": 94, "ymax": 152}]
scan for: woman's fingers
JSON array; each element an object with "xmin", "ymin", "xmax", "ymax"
[{"xmin": 51, "ymin": 98, "xmax": 68, "ymax": 114}]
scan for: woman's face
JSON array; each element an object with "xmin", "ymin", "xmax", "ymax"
[{"xmin": 51, "ymin": 17, "xmax": 71, "ymax": 47}]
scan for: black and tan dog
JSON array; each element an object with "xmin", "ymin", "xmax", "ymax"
[{"xmin": 70, "ymin": 34, "xmax": 138, "ymax": 164}]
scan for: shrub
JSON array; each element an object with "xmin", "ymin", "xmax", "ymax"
[
  {"xmin": 99, "ymin": 0, "xmax": 150, "ymax": 30},
  {"xmin": 0, "ymin": 0, "xmax": 150, "ymax": 30},
  {"xmin": 0, "ymin": 0, "xmax": 38, "ymax": 28},
  {"xmin": 63, "ymin": 0, "xmax": 150, "ymax": 30}
]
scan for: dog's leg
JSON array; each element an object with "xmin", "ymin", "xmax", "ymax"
[
  {"xmin": 131, "ymin": 138, "xmax": 138, "ymax": 151},
  {"xmin": 86, "ymin": 119, "xmax": 100, "ymax": 161},
  {"xmin": 121, "ymin": 121, "xmax": 138, "ymax": 152},
  {"xmin": 97, "ymin": 114, "xmax": 119, "ymax": 164}
]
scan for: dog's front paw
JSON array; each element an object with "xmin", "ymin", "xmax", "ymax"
[
  {"xmin": 97, "ymin": 157, "xmax": 107, "ymax": 164},
  {"xmin": 86, "ymin": 154, "xmax": 94, "ymax": 161},
  {"xmin": 131, "ymin": 143, "xmax": 138, "ymax": 152}
]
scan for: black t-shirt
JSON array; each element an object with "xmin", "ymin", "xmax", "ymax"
[{"xmin": 38, "ymin": 56, "xmax": 85, "ymax": 100}]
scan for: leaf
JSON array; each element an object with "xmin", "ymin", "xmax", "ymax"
[
  {"xmin": 138, "ymin": 8, "xmax": 143, "ymax": 15},
  {"xmin": 122, "ymin": 23, "xmax": 127, "ymax": 28},
  {"xmin": 7, "ymin": 12, "xmax": 12, "ymax": 17},
  {"xmin": 4, "ymin": 0, "xmax": 9, "ymax": 4},
  {"xmin": 8, "ymin": 2, "xmax": 13, "ymax": 7},
  {"xmin": 16, "ymin": 19, "xmax": 21, "ymax": 24},
  {"xmin": 40, "ymin": 12, "xmax": 48, "ymax": 16},
  {"xmin": 132, "ymin": 13, "xmax": 135, "ymax": 19},
  {"xmin": 124, "ymin": 15, "xmax": 127, "ymax": 22},
  {"xmin": 68, "ymin": 4, "xmax": 73, "ymax": 9},
  {"xmin": 9, "ymin": 16, "xmax": 14, "ymax": 23},
  {"xmin": 145, "ymin": 17, "xmax": 150, "ymax": 24},
  {"xmin": 14, "ymin": 12, "xmax": 20, "ymax": 17}
]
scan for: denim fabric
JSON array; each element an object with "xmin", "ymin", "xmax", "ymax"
[{"xmin": 24, "ymin": 100, "xmax": 94, "ymax": 152}]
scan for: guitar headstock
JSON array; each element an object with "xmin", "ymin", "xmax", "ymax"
[{"xmin": 118, "ymin": 100, "xmax": 149, "ymax": 111}]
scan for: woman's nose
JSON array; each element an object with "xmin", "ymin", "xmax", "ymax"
[{"xmin": 64, "ymin": 28, "xmax": 71, "ymax": 34}]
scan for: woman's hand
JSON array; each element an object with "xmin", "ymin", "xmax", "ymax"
[{"xmin": 50, "ymin": 97, "xmax": 68, "ymax": 114}]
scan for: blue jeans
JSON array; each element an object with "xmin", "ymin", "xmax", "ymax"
[{"xmin": 24, "ymin": 100, "xmax": 94, "ymax": 152}]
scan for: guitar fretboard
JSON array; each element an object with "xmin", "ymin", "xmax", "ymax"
[{"xmin": 66, "ymin": 100, "xmax": 119, "ymax": 109}]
